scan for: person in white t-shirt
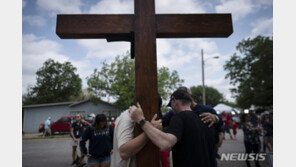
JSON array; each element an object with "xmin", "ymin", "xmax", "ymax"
[{"xmin": 111, "ymin": 108, "xmax": 162, "ymax": 167}]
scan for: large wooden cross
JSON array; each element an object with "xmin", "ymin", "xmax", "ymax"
[{"xmin": 56, "ymin": 0, "xmax": 233, "ymax": 166}]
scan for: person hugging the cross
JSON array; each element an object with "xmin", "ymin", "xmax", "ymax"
[
  {"xmin": 110, "ymin": 95, "xmax": 163, "ymax": 167},
  {"xmin": 129, "ymin": 89, "xmax": 217, "ymax": 167},
  {"xmin": 162, "ymin": 86, "xmax": 224, "ymax": 160}
]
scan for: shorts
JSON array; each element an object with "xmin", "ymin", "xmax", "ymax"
[
  {"xmin": 88, "ymin": 156, "xmax": 110, "ymax": 165},
  {"xmin": 44, "ymin": 128, "xmax": 51, "ymax": 134},
  {"xmin": 71, "ymin": 138, "xmax": 80, "ymax": 147}
]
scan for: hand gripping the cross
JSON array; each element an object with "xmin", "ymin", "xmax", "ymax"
[{"xmin": 129, "ymin": 103, "xmax": 162, "ymax": 130}]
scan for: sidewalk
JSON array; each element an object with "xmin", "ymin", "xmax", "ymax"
[
  {"xmin": 217, "ymin": 129, "xmax": 272, "ymax": 167},
  {"xmin": 23, "ymin": 133, "xmax": 43, "ymax": 138},
  {"xmin": 22, "ymin": 132, "xmax": 71, "ymax": 140}
]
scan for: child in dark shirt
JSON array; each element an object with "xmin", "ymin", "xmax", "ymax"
[{"xmin": 80, "ymin": 114, "xmax": 114, "ymax": 167}]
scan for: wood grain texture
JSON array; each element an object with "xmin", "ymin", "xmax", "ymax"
[
  {"xmin": 57, "ymin": 14, "xmax": 233, "ymax": 39},
  {"xmin": 156, "ymin": 14, "xmax": 233, "ymax": 38},
  {"xmin": 56, "ymin": 15, "xmax": 134, "ymax": 39},
  {"xmin": 134, "ymin": 0, "xmax": 160, "ymax": 167}
]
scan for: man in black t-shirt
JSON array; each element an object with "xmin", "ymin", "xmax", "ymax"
[
  {"xmin": 129, "ymin": 89, "xmax": 216, "ymax": 167},
  {"xmin": 70, "ymin": 114, "xmax": 86, "ymax": 164}
]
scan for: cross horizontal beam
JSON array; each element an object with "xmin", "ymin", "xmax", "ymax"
[
  {"xmin": 156, "ymin": 14, "xmax": 233, "ymax": 38},
  {"xmin": 56, "ymin": 14, "xmax": 233, "ymax": 39},
  {"xmin": 56, "ymin": 15, "xmax": 134, "ymax": 39}
]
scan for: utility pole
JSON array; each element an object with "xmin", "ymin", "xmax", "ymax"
[{"xmin": 201, "ymin": 49, "xmax": 206, "ymax": 105}]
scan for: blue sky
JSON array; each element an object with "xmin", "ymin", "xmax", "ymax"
[{"xmin": 22, "ymin": 0, "xmax": 273, "ymax": 102}]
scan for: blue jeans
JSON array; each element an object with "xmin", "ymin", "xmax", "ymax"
[{"xmin": 88, "ymin": 156, "xmax": 110, "ymax": 165}]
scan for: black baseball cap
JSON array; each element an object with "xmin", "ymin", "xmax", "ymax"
[{"xmin": 167, "ymin": 89, "xmax": 192, "ymax": 107}]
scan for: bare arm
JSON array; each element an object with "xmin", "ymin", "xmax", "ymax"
[
  {"xmin": 119, "ymin": 132, "xmax": 148, "ymax": 160},
  {"xmin": 118, "ymin": 112, "xmax": 162, "ymax": 160},
  {"xmin": 70, "ymin": 127, "xmax": 76, "ymax": 141},
  {"xmin": 129, "ymin": 103, "xmax": 178, "ymax": 151},
  {"xmin": 141, "ymin": 121, "xmax": 177, "ymax": 151}
]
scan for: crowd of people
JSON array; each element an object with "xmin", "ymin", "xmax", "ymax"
[
  {"xmin": 42, "ymin": 86, "xmax": 273, "ymax": 167},
  {"xmin": 241, "ymin": 110, "xmax": 273, "ymax": 167},
  {"xmin": 219, "ymin": 108, "xmax": 273, "ymax": 167}
]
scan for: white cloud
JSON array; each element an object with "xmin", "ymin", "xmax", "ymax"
[
  {"xmin": 71, "ymin": 59, "xmax": 93, "ymax": 82},
  {"xmin": 157, "ymin": 39, "xmax": 218, "ymax": 69},
  {"xmin": 89, "ymin": 0, "xmax": 133, "ymax": 14},
  {"xmin": 155, "ymin": 37, "xmax": 235, "ymax": 101},
  {"xmin": 88, "ymin": 0, "xmax": 207, "ymax": 14},
  {"xmin": 22, "ymin": 34, "xmax": 99, "ymax": 94},
  {"xmin": 215, "ymin": 0, "xmax": 272, "ymax": 21},
  {"xmin": 205, "ymin": 77, "xmax": 235, "ymax": 102},
  {"xmin": 36, "ymin": 0, "xmax": 82, "ymax": 16},
  {"xmin": 195, "ymin": 39, "xmax": 218, "ymax": 53},
  {"xmin": 23, "ymin": 15, "xmax": 47, "ymax": 27},
  {"xmin": 77, "ymin": 40, "xmax": 130, "ymax": 59},
  {"xmin": 251, "ymin": 17, "xmax": 273, "ymax": 37},
  {"xmin": 215, "ymin": 0, "xmax": 256, "ymax": 21},
  {"xmin": 156, "ymin": 0, "xmax": 206, "ymax": 13},
  {"xmin": 257, "ymin": 0, "xmax": 273, "ymax": 6},
  {"xmin": 22, "ymin": 34, "xmax": 70, "ymax": 92},
  {"xmin": 203, "ymin": 51, "xmax": 234, "ymax": 76}
]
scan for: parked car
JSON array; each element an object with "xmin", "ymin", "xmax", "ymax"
[{"xmin": 39, "ymin": 115, "xmax": 75, "ymax": 134}]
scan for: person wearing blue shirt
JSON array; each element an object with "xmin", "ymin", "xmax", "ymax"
[{"xmin": 42, "ymin": 117, "xmax": 51, "ymax": 138}]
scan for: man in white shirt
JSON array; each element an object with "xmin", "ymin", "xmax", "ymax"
[{"xmin": 111, "ymin": 108, "xmax": 162, "ymax": 167}]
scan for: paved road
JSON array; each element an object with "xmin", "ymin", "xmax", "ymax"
[
  {"xmin": 23, "ymin": 138, "xmax": 76, "ymax": 167},
  {"xmin": 217, "ymin": 130, "xmax": 272, "ymax": 167},
  {"xmin": 23, "ymin": 129, "xmax": 272, "ymax": 167}
]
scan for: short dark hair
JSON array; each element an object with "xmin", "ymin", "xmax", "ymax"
[
  {"xmin": 178, "ymin": 99, "xmax": 192, "ymax": 106},
  {"xmin": 168, "ymin": 89, "xmax": 192, "ymax": 107},
  {"xmin": 178, "ymin": 86, "xmax": 189, "ymax": 92}
]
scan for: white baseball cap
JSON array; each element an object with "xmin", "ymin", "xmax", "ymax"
[{"xmin": 89, "ymin": 113, "xmax": 95, "ymax": 118}]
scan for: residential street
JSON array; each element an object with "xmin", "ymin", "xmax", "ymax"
[{"xmin": 23, "ymin": 130, "xmax": 272, "ymax": 167}]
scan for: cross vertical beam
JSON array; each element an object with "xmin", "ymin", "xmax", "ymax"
[{"xmin": 134, "ymin": 0, "xmax": 160, "ymax": 167}]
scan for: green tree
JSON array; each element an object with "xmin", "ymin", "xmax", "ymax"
[
  {"xmin": 221, "ymin": 100, "xmax": 238, "ymax": 108},
  {"xmin": 190, "ymin": 85, "xmax": 224, "ymax": 107},
  {"xmin": 87, "ymin": 52, "xmax": 184, "ymax": 110},
  {"xmin": 69, "ymin": 88, "xmax": 92, "ymax": 101},
  {"xmin": 224, "ymin": 36, "xmax": 273, "ymax": 109},
  {"xmin": 23, "ymin": 59, "xmax": 82, "ymax": 105}
]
